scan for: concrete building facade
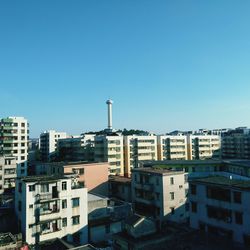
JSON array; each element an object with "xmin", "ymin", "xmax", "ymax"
[
  {"xmin": 57, "ymin": 134, "xmax": 95, "ymax": 162},
  {"xmin": 0, "ymin": 117, "xmax": 29, "ymax": 176},
  {"xmin": 35, "ymin": 161, "xmax": 109, "ymax": 196},
  {"xmin": 39, "ymin": 130, "xmax": 67, "ymax": 162},
  {"xmin": 94, "ymin": 134, "xmax": 124, "ymax": 175},
  {"xmin": 124, "ymin": 135, "xmax": 158, "ymax": 176},
  {"xmin": 187, "ymin": 135, "xmax": 221, "ymax": 160},
  {"xmin": 15, "ymin": 175, "xmax": 88, "ymax": 245},
  {"xmin": 157, "ymin": 135, "xmax": 188, "ymax": 161},
  {"xmin": 189, "ymin": 176, "xmax": 250, "ymax": 245},
  {"xmin": 131, "ymin": 168, "xmax": 189, "ymax": 225},
  {"xmin": 0, "ymin": 156, "xmax": 16, "ymax": 194}
]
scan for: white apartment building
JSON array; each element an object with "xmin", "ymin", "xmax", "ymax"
[
  {"xmin": 0, "ymin": 117, "xmax": 29, "ymax": 176},
  {"xmin": 131, "ymin": 168, "xmax": 189, "ymax": 224},
  {"xmin": 40, "ymin": 130, "xmax": 67, "ymax": 162},
  {"xmin": 187, "ymin": 135, "xmax": 221, "ymax": 160},
  {"xmin": 0, "ymin": 156, "xmax": 16, "ymax": 194},
  {"xmin": 94, "ymin": 134, "xmax": 124, "ymax": 175},
  {"xmin": 189, "ymin": 176, "xmax": 250, "ymax": 245},
  {"xmin": 15, "ymin": 175, "xmax": 88, "ymax": 245},
  {"xmin": 124, "ymin": 135, "xmax": 158, "ymax": 176},
  {"xmin": 157, "ymin": 135, "xmax": 188, "ymax": 161}
]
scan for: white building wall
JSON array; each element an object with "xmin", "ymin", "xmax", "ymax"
[
  {"xmin": 190, "ymin": 181, "xmax": 250, "ymax": 243},
  {"xmin": 15, "ymin": 177, "xmax": 88, "ymax": 245},
  {"xmin": 162, "ymin": 173, "xmax": 189, "ymax": 222},
  {"xmin": 40, "ymin": 130, "xmax": 67, "ymax": 161}
]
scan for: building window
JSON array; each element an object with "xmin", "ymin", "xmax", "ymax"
[
  {"xmin": 171, "ymin": 207, "xmax": 175, "ymax": 215},
  {"xmin": 62, "ymin": 181, "xmax": 67, "ymax": 190},
  {"xmin": 191, "ymin": 202, "xmax": 197, "ymax": 213},
  {"xmin": 29, "ymin": 185, "xmax": 35, "ymax": 192},
  {"xmin": 18, "ymin": 183, "xmax": 22, "ymax": 193},
  {"xmin": 170, "ymin": 177, "xmax": 174, "ymax": 185},
  {"xmin": 72, "ymin": 216, "xmax": 80, "ymax": 225},
  {"xmin": 184, "ymin": 174, "xmax": 188, "ymax": 183},
  {"xmin": 29, "ymin": 204, "xmax": 33, "ymax": 209},
  {"xmin": 41, "ymin": 184, "xmax": 49, "ymax": 193},
  {"xmin": 235, "ymin": 212, "xmax": 243, "ymax": 225},
  {"xmin": 190, "ymin": 184, "xmax": 196, "ymax": 195},
  {"xmin": 207, "ymin": 205, "xmax": 232, "ymax": 223},
  {"xmin": 156, "ymin": 192, "xmax": 160, "ymax": 200},
  {"xmin": 18, "ymin": 201, "xmax": 22, "ymax": 212},
  {"xmin": 233, "ymin": 191, "xmax": 242, "ymax": 204},
  {"xmin": 207, "ymin": 186, "xmax": 231, "ymax": 202},
  {"xmin": 62, "ymin": 218, "xmax": 67, "ymax": 227},
  {"xmin": 105, "ymin": 224, "xmax": 110, "ymax": 234},
  {"xmin": 62, "ymin": 199, "xmax": 67, "ymax": 209},
  {"xmin": 170, "ymin": 192, "xmax": 175, "ymax": 200},
  {"xmin": 41, "ymin": 222, "xmax": 50, "ymax": 231},
  {"xmin": 72, "ymin": 198, "xmax": 80, "ymax": 208},
  {"xmin": 156, "ymin": 177, "xmax": 159, "ymax": 186},
  {"xmin": 79, "ymin": 168, "xmax": 84, "ymax": 175}
]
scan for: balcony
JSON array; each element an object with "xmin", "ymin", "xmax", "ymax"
[
  {"xmin": 35, "ymin": 192, "xmax": 59, "ymax": 203},
  {"xmin": 134, "ymin": 196, "xmax": 155, "ymax": 205},
  {"xmin": 134, "ymin": 182, "xmax": 154, "ymax": 191}
]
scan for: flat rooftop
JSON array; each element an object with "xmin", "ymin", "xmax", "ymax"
[
  {"xmin": 88, "ymin": 193, "xmax": 108, "ymax": 202},
  {"xmin": 141, "ymin": 159, "xmax": 222, "ymax": 167},
  {"xmin": 36, "ymin": 161, "xmax": 108, "ymax": 166},
  {"xmin": 191, "ymin": 176, "xmax": 250, "ymax": 189},
  {"xmin": 132, "ymin": 167, "xmax": 184, "ymax": 175},
  {"xmin": 109, "ymin": 175, "xmax": 131, "ymax": 184},
  {"xmin": 19, "ymin": 175, "xmax": 69, "ymax": 183}
]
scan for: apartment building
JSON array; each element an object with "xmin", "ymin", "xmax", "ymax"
[
  {"xmin": 124, "ymin": 135, "xmax": 157, "ymax": 176},
  {"xmin": 187, "ymin": 135, "xmax": 221, "ymax": 160},
  {"xmin": 189, "ymin": 176, "xmax": 250, "ymax": 245},
  {"xmin": 222, "ymin": 128, "xmax": 250, "ymax": 159},
  {"xmin": 57, "ymin": 134, "xmax": 95, "ymax": 162},
  {"xmin": 35, "ymin": 161, "xmax": 109, "ymax": 196},
  {"xmin": 15, "ymin": 175, "xmax": 88, "ymax": 245},
  {"xmin": 157, "ymin": 135, "xmax": 188, "ymax": 161},
  {"xmin": 39, "ymin": 130, "xmax": 67, "ymax": 162},
  {"xmin": 131, "ymin": 168, "xmax": 189, "ymax": 225},
  {"xmin": 0, "ymin": 117, "xmax": 29, "ymax": 176},
  {"xmin": 0, "ymin": 156, "xmax": 16, "ymax": 194},
  {"xmin": 94, "ymin": 134, "xmax": 124, "ymax": 175}
]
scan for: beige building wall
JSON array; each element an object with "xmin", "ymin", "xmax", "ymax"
[
  {"xmin": 64, "ymin": 162, "xmax": 109, "ymax": 196},
  {"xmin": 157, "ymin": 135, "xmax": 188, "ymax": 161},
  {"xmin": 124, "ymin": 135, "xmax": 157, "ymax": 177},
  {"xmin": 187, "ymin": 135, "xmax": 221, "ymax": 160},
  {"xmin": 94, "ymin": 135, "xmax": 124, "ymax": 176},
  {"xmin": 36, "ymin": 162, "xmax": 109, "ymax": 196}
]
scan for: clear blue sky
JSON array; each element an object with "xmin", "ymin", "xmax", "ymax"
[{"xmin": 1, "ymin": 1, "xmax": 250, "ymax": 137}]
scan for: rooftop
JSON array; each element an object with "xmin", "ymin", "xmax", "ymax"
[
  {"xmin": 88, "ymin": 193, "xmax": 109, "ymax": 202},
  {"xmin": 132, "ymin": 167, "xmax": 184, "ymax": 175},
  {"xmin": 37, "ymin": 161, "xmax": 108, "ymax": 167},
  {"xmin": 109, "ymin": 175, "xmax": 131, "ymax": 184},
  {"xmin": 191, "ymin": 175, "xmax": 250, "ymax": 189},
  {"xmin": 19, "ymin": 175, "xmax": 70, "ymax": 183},
  {"xmin": 125, "ymin": 214, "xmax": 144, "ymax": 227},
  {"xmin": 140, "ymin": 159, "xmax": 222, "ymax": 167}
]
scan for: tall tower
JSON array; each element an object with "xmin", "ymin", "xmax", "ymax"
[{"xmin": 106, "ymin": 99, "xmax": 113, "ymax": 132}]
